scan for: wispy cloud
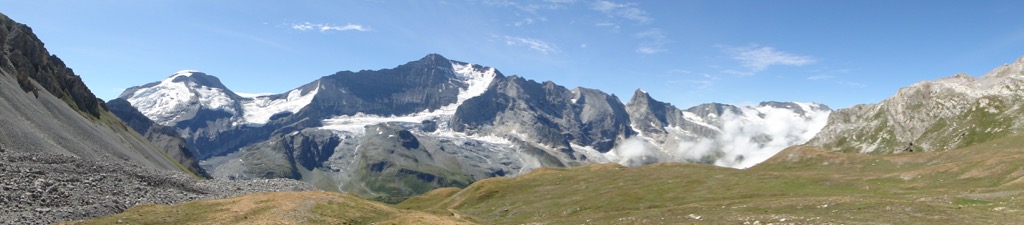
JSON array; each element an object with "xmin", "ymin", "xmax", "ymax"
[
  {"xmin": 806, "ymin": 75, "xmax": 835, "ymax": 80},
  {"xmin": 635, "ymin": 47, "xmax": 662, "ymax": 54},
  {"xmin": 291, "ymin": 22, "xmax": 370, "ymax": 32},
  {"xmin": 591, "ymin": 0, "xmax": 651, "ymax": 23},
  {"xmin": 721, "ymin": 45, "xmax": 815, "ymax": 75},
  {"xmin": 486, "ymin": 0, "xmax": 664, "ymax": 55},
  {"xmin": 807, "ymin": 69, "xmax": 865, "ymax": 87},
  {"xmin": 634, "ymin": 28, "xmax": 668, "ymax": 54},
  {"xmin": 661, "ymin": 69, "xmax": 717, "ymax": 89},
  {"xmin": 485, "ymin": 0, "xmax": 574, "ymax": 13},
  {"xmin": 687, "ymin": 74, "xmax": 719, "ymax": 89},
  {"xmin": 731, "ymin": 46, "xmax": 814, "ymax": 71},
  {"xmin": 594, "ymin": 22, "xmax": 621, "ymax": 31},
  {"xmin": 501, "ymin": 35, "xmax": 560, "ymax": 54},
  {"xmin": 485, "ymin": 0, "xmax": 570, "ymax": 27}
]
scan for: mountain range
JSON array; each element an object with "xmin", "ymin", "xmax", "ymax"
[
  {"xmin": 93, "ymin": 55, "xmax": 1024, "ymax": 224},
  {"xmin": 116, "ymin": 54, "xmax": 831, "ymax": 201}
]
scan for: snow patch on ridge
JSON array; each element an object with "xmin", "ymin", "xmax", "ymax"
[
  {"xmin": 682, "ymin": 111, "xmax": 722, "ymax": 133},
  {"xmin": 171, "ymin": 70, "xmax": 201, "ymax": 77},
  {"xmin": 240, "ymin": 82, "xmax": 320, "ymax": 125},
  {"xmin": 236, "ymin": 92, "xmax": 275, "ymax": 98}
]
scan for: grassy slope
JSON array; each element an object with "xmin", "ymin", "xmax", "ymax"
[
  {"xmin": 399, "ymin": 135, "xmax": 1024, "ymax": 224},
  {"xmin": 73, "ymin": 135, "xmax": 1024, "ymax": 224}
]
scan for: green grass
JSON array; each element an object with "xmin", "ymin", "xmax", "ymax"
[{"xmin": 399, "ymin": 135, "xmax": 1024, "ymax": 224}]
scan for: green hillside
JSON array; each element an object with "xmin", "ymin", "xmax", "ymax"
[{"xmin": 399, "ymin": 135, "xmax": 1024, "ymax": 224}]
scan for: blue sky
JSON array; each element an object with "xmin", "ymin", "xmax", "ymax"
[{"xmin": 4, "ymin": 0, "xmax": 1024, "ymax": 109}]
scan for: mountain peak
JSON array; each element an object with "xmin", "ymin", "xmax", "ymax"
[
  {"xmin": 165, "ymin": 70, "xmax": 232, "ymax": 92},
  {"xmin": 417, "ymin": 53, "xmax": 451, "ymax": 66},
  {"xmin": 632, "ymin": 88, "xmax": 650, "ymax": 98},
  {"xmin": 171, "ymin": 70, "xmax": 202, "ymax": 77}
]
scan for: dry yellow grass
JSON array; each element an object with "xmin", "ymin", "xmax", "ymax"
[{"xmin": 67, "ymin": 191, "xmax": 470, "ymax": 225}]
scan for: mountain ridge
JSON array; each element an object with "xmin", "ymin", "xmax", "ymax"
[
  {"xmin": 118, "ymin": 53, "xmax": 831, "ymax": 201},
  {"xmin": 808, "ymin": 56, "xmax": 1024, "ymax": 153}
]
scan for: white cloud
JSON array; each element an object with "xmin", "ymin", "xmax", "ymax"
[
  {"xmin": 727, "ymin": 46, "xmax": 815, "ymax": 72},
  {"xmin": 694, "ymin": 74, "xmax": 718, "ymax": 89},
  {"xmin": 708, "ymin": 106, "xmax": 831, "ymax": 168},
  {"xmin": 513, "ymin": 17, "xmax": 536, "ymax": 27},
  {"xmin": 636, "ymin": 47, "xmax": 665, "ymax": 54},
  {"xmin": 807, "ymin": 69, "xmax": 864, "ymax": 87},
  {"xmin": 608, "ymin": 103, "xmax": 831, "ymax": 169},
  {"xmin": 722, "ymin": 69, "xmax": 754, "ymax": 77},
  {"xmin": 291, "ymin": 22, "xmax": 370, "ymax": 32},
  {"xmin": 591, "ymin": 0, "xmax": 651, "ymax": 23},
  {"xmin": 634, "ymin": 28, "xmax": 668, "ymax": 54},
  {"xmin": 807, "ymin": 75, "xmax": 835, "ymax": 80},
  {"xmin": 668, "ymin": 69, "xmax": 692, "ymax": 74},
  {"xmin": 502, "ymin": 36, "xmax": 560, "ymax": 54},
  {"xmin": 594, "ymin": 22, "xmax": 621, "ymax": 32},
  {"xmin": 486, "ymin": 0, "xmax": 573, "ymax": 13}
]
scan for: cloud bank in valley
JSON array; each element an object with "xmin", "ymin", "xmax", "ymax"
[{"xmin": 607, "ymin": 103, "xmax": 830, "ymax": 169}]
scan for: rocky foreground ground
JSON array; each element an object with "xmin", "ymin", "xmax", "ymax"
[{"xmin": 0, "ymin": 145, "xmax": 316, "ymax": 225}]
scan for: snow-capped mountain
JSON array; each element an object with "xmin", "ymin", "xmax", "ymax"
[
  {"xmin": 809, "ymin": 56, "xmax": 1024, "ymax": 153},
  {"xmin": 118, "ymin": 54, "xmax": 831, "ymax": 201},
  {"xmin": 119, "ymin": 70, "xmax": 318, "ymax": 127}
]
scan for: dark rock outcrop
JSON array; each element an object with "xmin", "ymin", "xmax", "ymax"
[{"xmin": 0, "ymin": 14, "xmax": 102, "ymax": 118}]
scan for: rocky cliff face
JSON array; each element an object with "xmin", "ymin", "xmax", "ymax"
[
  {"xmin": 0, "ymin": 13, "xmax": 189, "ymax": 173},
  {"xmin": 303, "ymin": 54, "xmax": 466, "ymax": 118},
  {"xmin": 808, "ymin": 57, "xmax": 1024, "ymax": 153},
  {"xmin": 452, "ymin": 76, "xmax": 635, "ymax": 155}
]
